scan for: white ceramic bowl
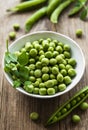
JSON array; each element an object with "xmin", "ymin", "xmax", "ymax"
[{"xmin": 3, "ymin": 31, "xmax": 85, "ymax": 98}]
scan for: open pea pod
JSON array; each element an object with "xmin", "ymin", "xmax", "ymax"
[{"xmin": 46, "ymin": 86, "xmax": 88, "ymax": 126}]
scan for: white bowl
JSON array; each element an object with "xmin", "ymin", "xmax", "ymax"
[{"xmin": 3, "ymin": 31, "xmax": 85, "ymax": 98}]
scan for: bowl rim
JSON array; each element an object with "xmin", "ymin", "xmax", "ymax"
[{"xmin": 3, "ymin": 31, "xmax": 85, "ymax": 98}]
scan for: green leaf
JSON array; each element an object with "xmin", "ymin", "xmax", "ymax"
[
  {"xmin": 5, "ymin": 52, "xmax": 17, "ymax": 64},
  {"xmin": 13, "ymin": 79, "xmax": 21, "ymax": 88},
  {"xmin": 17, "ymin": 52, "xmax": 29, "ymax": 65},
  {"xmin": 19, "ymin": 66, "xmax": 29, "ymax": 81},
  {"xmin": 80, "ymin": 7, "xmax": 88, "ymax": 20}
]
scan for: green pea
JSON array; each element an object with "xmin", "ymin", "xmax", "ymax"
[
  {"xmin": 29, "ymin": 58, "xmax": 35, "ymax": 64},
  {"xmin": 47, "ymin": 38, "xmax": 52, "ymax": 42},
  {"xmin": 42, "ymin": 40, "xmax": 49, "ymax": 51},
  {"xmin": 39, "ymin": 55, "xmax": 45, "ymax": 61},
  {"xmin": 21, "ymin": 48, "xmax": 26, "ymax": 53},
  {"xmin": 52, "ymin": 116, "xmax": 58, "ymax": 123},
  {"xmin": 57, "ymin": 112, "xmax": 61, "ymax": 117},
  {"xmin": 80, "ymin": 102, "xmax": 88, "ymax": 110},
  {"xmin": 36, "ymin": 78, "xmax": 42, "ymax": 83},
  {"xmin": 76, "ymin": 96, "xmax": 81, "ymax": 102},
  {"xmin": 68, "ymin": 58, "xmax": 76, "ymax": 67},
  {"xmin": 34, "ymin": 44, "xmax": 41, "ymax": 51},
  {"xmin": 36, "ymin": 61, "xmax": 42, "ymax": 69},
  {"xmin": 68, "ymin": 68, "xmax": 76, "ymax": 77},
  {"xmin": 49, "ymin": 67, "xmax": 52, "ymax": 73},
  {"xmin": 63, "ymin": 44, "xmax": 70, "ymax": 51},
  {"xmin": 50, "ymin": 74, "xmax": 55, "ymax": 79},
  {"xmin": 59, "ymin": 54, "xmax": 65, "ymax": 59},
  {"xmin": 29, "ymin": 49, "xmax": 37, "ymax": 57},
  {"xmin": 53, "ymin": 39, "xmax": 58, "ymax": 46},
  {"xmin": 29, "ymin": 64, "xmax": 35, "ymax": 70},
  {"xmin": 58, "ymin": 42, "xmax": 64, "ymax": 47},
  {"xmin": 29, "ymin": 70, "xmax": 34, "ymax": 76},
  {"xmin": 64, "ymin": 51, "xmax": 71, "ymax": 58},
  {"xmin": 33, "ymin": 88, "xmax": 39, "ymax": 94},
  {"xmin": 62, "ymin": 59, "xmax": 67, "ymax": 65},
  {"xmin": 66, "ymin": 64, "xmax": 72, "ymax": 70},
  {"xmin": 30, "ymin": 112, "xmax": 39, "ymax": 120},
  {"xmin": 32, "ymin": 40, "xmax": 39, "ymax": 46},
  {"xmin": 45, "ymin": 80, "xmax": 54, "ymax": 88},
  {"xmin": 39, "ymin": 83, "xmax": 46, "ymax": 88},
  {"xmin": 53, "ymin": 79, "xmax": 58, "ymax": 85},
  {"xmin": 54, "ymin": 86, "xmax": 58, "ymax": 93},
  {"xmin": 33, "ymin": 81, "xmax": 39, "ymax": 87},
  {"xmin": 52, "ymin": 66, "xmax": 59, "ymax": 75},
  {"xmin": 58, "ymin": 84, "xmax": 66, "ymax": 92},
  {"xmin": 48, "ymin": 46, "xmax": 54, "ymax": 52},
  {"xmin": 57, "ymin": 73, "xmax": 63, "ymax": 82},
  {"xmin": 49, "ymin": 42, "xmax": 55, "ymax": 48},
  {"xmin": 41, "ymin": 58, "xmax": 49, "ymax": 66},
  {"xmin": 56, "ymin": 46, "xmax": 63, "ymax": 53},
  {"xmin": 34, "ymin": 69, "xmax": 42, "ymax": 78},
  {"xmin": 61, "ymin": 108, "xmax": 67, "ymax": 114},
  {"xmin": 64, "ymin": 76, "xmax": 72, "ymax": 85},
  {"xmin": 9, "ymin": 31, "xmax": 16, "ymax": 40},
  {"xmin": 13, "ymin": 23, "xmax": 20, "ymax": 31},
  {"xmin": 50, "ymin": 58, "xmax": 57, "ymax": 65},
  {"xmin": 39, "ymin": 50, "xmax": 44, "ymax": 55},
  {"xmin": 14, "ymin": 51, "xmax": 21, "ymax": 57},
  {"xmin": 59, "ymin": 64, "xmax": 65, "ymax": 69},
  {"xmin": 56, "ymin": 55, "xmax": 63, "ymax": 64},
  {"xmin": 39, "ymin": 88, "xmax": 47, "ymax": 95},
  {"xmin": 45, "ymin": 51, "xmax": 53, "ymax": 58},
  {"xmin": 76, "ymin": 29, "xmax": 83, "ymax": 37},
  {"xmin": 71, "ymin": 100, "xmax": 77, "ymax": 106},
  {"xmin": 29, "ymin": 76, "xmax": 36, "ymax": 82},
  {"xmin": 39, "ymin": 38, "xmax": 43, "ymax": 43},
  {"xmin": 80, "ymin": 93, "xmax": 85, "ymax": 98},
  {"xmin": 66, "ymin": 103, "xmax": 71, "ymax": 110},
  {"xmin": 72, "ymin": 115, "xmax": 80, "ymax": 123},
  {"xmin": 47, "ymin": 88, "xmax": 55, "ymax": 95},
  {"xmin": 24, "ymin": 84, "xmax": 34, "ymax": 93},
  {"xmin": 53, "ymin": 51, "xmax": 59, "ymax": 58},
  {"xmin": 42, "ymin": 66, "xmax": 49, "ymax": 73},
  {"xmin": 25, "ymin": 42, "xmax": 33, "ymax": 51},
  {"xmin": 42, "ymin": 74, "xmax": 49, "ymax": 81}
]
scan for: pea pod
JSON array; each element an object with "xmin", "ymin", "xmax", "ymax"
[
  {"xmin": 68, "ymin": 0, "xmax": 87, "ymax": 16},
  {"xmin": 46, "ymin": 86, "xmax": 88, "ymax": 126},
  {"xmin": 47, "ymin": 0, "xmax": 61, "ymax": 17},
  {"xmin": 50, "ymin": 0, "xmax": 74, "ymax": 23},
  {"xmin": 7, "ymin": 0, "xmax": 47, "ymax": 12},
  {"xmin": 25, "ymin": 7, "xmax": 47, "ymax": 32}
]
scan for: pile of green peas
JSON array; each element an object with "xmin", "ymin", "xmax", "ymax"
[{"xmin": 17, "ymin": 38, "xmax": 77, "ymax": 95}]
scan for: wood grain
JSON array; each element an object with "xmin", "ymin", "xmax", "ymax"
[{"xmin": 0, "ymin": 1, "xmax": 88, "ymax": 130}]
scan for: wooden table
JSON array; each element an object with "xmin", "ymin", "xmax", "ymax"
[{"xmin": 0, "ymin": 1, "xmax": 88, "ymax": 130}]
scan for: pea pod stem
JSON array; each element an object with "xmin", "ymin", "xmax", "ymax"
[
  {"xmin": 50, "ymin": 0, "xmax": 75, "ymax": 23},
  {"xmin": 68, "ymin": 0, "xmax": 87, "ymax": 16},
  {"xmin": 46, "ymin": 86, "xmax": 88, "ymax": 126},
  {"xmin": 7, "ymin": 0, "xmax": 47, "ymax": 12},
  {"xmin": 47, "ymin": 0, "xmax": 62, "ymax": 17},
  {"xmin": 25, "ymin": 7, "xmax": 47, "ymax": 32}
]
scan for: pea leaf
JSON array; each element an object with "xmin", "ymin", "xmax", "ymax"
[
  {"xmin": 13, "ymin": 79, "xmax": 21, "ymax": 88},
  {"xmin": 18, "ymin": 66, "xmax": 29, "ymax": 81},
  {"xmin": 80, "ymin": 6, "xmax": 88, "ymax": 20},
  {"xmin": 24, "ymin": 81, "xmax": 31, "ymax": 86},
  {"xmin": 17, "ymin": 51, "xmax": 29, "ymax": 65},
  {"xmin": 5, "ymin": 52, "xmax": 17, "ymax": 64}
]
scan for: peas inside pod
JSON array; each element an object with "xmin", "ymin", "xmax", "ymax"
[{"xmin": 4, "ymin": 38, "xmax": 77, "ymax": 96}]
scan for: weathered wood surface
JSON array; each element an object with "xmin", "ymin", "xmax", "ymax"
[{"xmin": 0, "ymin": 1, "xmax": 88, "ymax": 130}]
